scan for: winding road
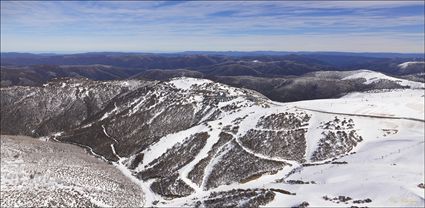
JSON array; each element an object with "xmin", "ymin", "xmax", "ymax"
[{"xmin": 296, "ymin": 106, "xmax": 425, "ymax": 123}]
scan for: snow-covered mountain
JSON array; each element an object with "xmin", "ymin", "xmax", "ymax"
[
  {"xmin": 397, "ymin": 61, "xmax": 425, "ymax": 78},
  {"xmin": 342, "ymin": 69, "xmax": 424, "ymax": 88},
  {"xmin": 1, "ymin": 72, "xmax": 424, "ymax": 207},
  {"xmin": 398, "ymin": 61, "xmax": 425, "ymax": 70}
]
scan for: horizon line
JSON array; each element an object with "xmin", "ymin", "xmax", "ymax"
[{"xmin": 2, "ymin": 50, "xmax": 425, "ymax": 55}]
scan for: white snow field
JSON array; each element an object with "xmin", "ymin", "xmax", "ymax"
[
  {"xmin": 128, "ymin": 76, "xmax": 424, "ymax": 207},
  {"xmin": 342, "ymin": 69, "xmax": 424, "ymax": 88},
  {"xmin": 170, "ymin": 78, "xmax": 213, "ymax": 91},
  {"xmin": 268, "ymin": 97, "xmax": 425, "ymax": 207},
  {"xmin": 0, "ymin": 135, "xmax": 144, "ymax": 207},
  {"xmin": 1, "ymin": 72, "xmax": 424, "ymax": 207}
]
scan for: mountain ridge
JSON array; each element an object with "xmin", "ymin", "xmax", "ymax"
[{"xmin": 1, "ymin": 75, "xmax": 423, "ymax": 207}]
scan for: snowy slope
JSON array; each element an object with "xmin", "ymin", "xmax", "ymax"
[
  {"xmin": 289, "ymin": 89, "xmax": 425, "ymax": 120},
  {"xmin": 2, "ymin": 75, "xmax": 424, "ymax": 207},
  {"xmin": 398, "ymin": 61, "xmax": 425, "ymax": 69},
  {"xmin": 266, "ymin": 118, "xmax": 424, "ymax": 207},
  {"xmin": 169, "ymin": 78, "xmax": 213, "ymax": 90},
  {"xmin": 115, "ymin": 77, "xmax": 423, "ymax": 207},
  {"xmin": 0, "ymin": 135, "xmax": 144, "ymax": 207},
  {"xmin": 342, "ymin": 69, "xmax": 424, "ymax": 88}
]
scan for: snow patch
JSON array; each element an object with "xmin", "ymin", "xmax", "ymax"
[{"xmin": 169, "ymin": 77, "xmax": 213, "ymax": 90}]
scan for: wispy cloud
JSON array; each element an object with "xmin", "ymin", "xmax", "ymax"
[{"xmin": 1, "ymin": 1, "xmax": 424, "ymax": 52}]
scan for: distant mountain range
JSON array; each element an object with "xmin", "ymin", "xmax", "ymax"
[
  {"xmin": 1, "ymin": 52, "xmax": 424, "ymax": 102},
  {"xmin": 180, "ymin": 51, "xmax": 425, "ymax": 59},
  {"xmin": 3, "ymin": 51, "xmax": 424, "ymax": 58},
  {"xmin": 2, "ymin": 51, "xmax": 423, "ymax": 70}
]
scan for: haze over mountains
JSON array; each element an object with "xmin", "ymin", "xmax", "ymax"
[{"xmin": 2, "ymin": 52, "xmax": 424, "ymax": 102}]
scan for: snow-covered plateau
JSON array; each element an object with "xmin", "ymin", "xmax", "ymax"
[{"xmin": 0, "ymin": 70, "xmax": 424, "ymax": 207}]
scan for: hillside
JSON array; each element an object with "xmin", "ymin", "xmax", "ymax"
[
  {"xmin": 0, "ymin": 135, "xmax": 144, "ymax": 207},
  {"xmin": 1, "ymin": 75, "xmax": 423, "ymax": 207}
]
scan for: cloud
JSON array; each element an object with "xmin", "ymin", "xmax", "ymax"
[{"xmin": 1, "ymin": 1, "xmax": 424, "ymax": 52}]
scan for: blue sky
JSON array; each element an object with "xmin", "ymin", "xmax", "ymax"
[{"xmin": 1, "ymin": 1, "xmax": 424, "ymax": 53}]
